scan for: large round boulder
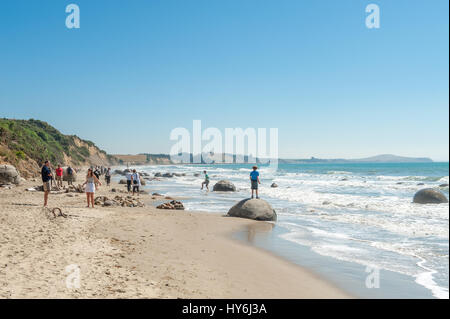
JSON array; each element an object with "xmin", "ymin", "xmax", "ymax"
[
  {"xmin": 118, "ymin": 179, "xmax": 127, "ymax": 184},
  {"xmin": 227, "ymin": 198, "xmax": 277, "ymax": 221},
  {"xmin": 63, "ymin": 167, "xmax": 77, "ymax": 182},
  {"xmin": 0, "ymin": 165, "xmax": 21, "ymax": 185},
  {"xmin": 413, "ymin": 188, "xmax": 448, "ymax": 204},
  {"xmin": 213, "ymin": 180, "xmax": 236, "ymax": 192}
]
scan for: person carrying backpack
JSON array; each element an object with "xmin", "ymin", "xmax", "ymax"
[
  {"xmin": 105, "ymin": 167, "xmax": 111, "ymax": 186},
  {"xmin": 131, "ymin": 169, "xmax": 141, "ymax": 196},
  {"xmin": 66, "ymin": 166, "xmax": 74, "ymax": 186}
]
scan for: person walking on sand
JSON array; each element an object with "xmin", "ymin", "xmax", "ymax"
[
  {"xmin": 201, "ymin": 170, "xmax": 210, "ymax": 191},
  {"xmin": 125, "ymin": 169, "xmax": 133, "ymax": 193},
  {"xmin": 41, "ymin": 160, "xmax": 53, "ymax": 207},
  {"xmin": 131, "ymin": 169, "xmax": 141, "ymax": 196},
  {"xmin": 55, "ymin": 164, "xmax": 63, "ymax": 189},
  {"xmin": 105, "ymin": 167, "xmax": 111, "ymax": 186},
  {"xmin": 82, "ymin": 168, "xmax": 101, "ymax": 208},
  {"xmin": 250, "ymin": 166, "xmax": 261, "ymax": 199}
]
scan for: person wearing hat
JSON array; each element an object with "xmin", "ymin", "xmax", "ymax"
[{"xmin": 250, "ymin": 166, "xmax": 261, "ymax": 199}]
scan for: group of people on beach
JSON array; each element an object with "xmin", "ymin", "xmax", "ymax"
[
  {"xmin": 41, "ymin": 161, "xmax": 76, "ymax": 207},
  {"xmin": 42, "ymin": 160, "xmax": 262, "ymax": 207},
  {"xmin": 41, "ymin": 161, "xmax": 114, "ymax": 208},
  {"xmin": 201, "ymin": 165, "xmax": 261, "ymax": 199},
  {"xmin": 124, "ymin": 169, "xmax": 142, "ymax": 195}
]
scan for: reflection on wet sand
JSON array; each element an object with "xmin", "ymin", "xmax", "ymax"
[{"xmin": 246, "ymin": 222, "xmax": 275, "ymax": 243}]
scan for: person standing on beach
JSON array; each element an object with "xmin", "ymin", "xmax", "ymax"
[
  {"xmin": 66, "ymin": 166, "xmax": 74, "ymax": 186},
  {"xmin": 250, "ymin": 166, "xmax": 261, "ymax": 199},
  {"xmin": 94, "ymin": 167, "xmax": 100, "ymax": 179},
  {"xmin": 82, "ymin": 168, "xmax": 101, "ymax": 208},
  {"xmin": 105, "ymin": 167, "xmax": 111, "ymax": 186},
  {"xmin": 55, "ymin": 164, "xmax": 63, "ymax": 189},
  {"xmin": 131, "ymin": 169, "xmax": 141, "ymax": 196},
  {"xmin": 201, "ymin": 170, "xmax": 210, "ymax": 191},
  {"xmin": 41, "ymin": 161, "xmax": 52, "ymax": 207},
  {"xmin": 126, "ymin": 169, "xmax": 132, "ymax": 193}
]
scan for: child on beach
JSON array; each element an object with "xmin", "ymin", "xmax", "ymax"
[
  {"xmin": 82, "ymin": 168, "xmax": 101, "ymax": 208},
  {"xmin": 201, "ymin": 170, "xmax": 210, "ymax": 191},
  {"xmin": 250, "ymin": 166, "xmax": 261, "ymax": 199}
]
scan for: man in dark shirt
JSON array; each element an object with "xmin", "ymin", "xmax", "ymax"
[
  {"xmin": 94, "ymin": 167, "xmax": 100, "ymax": 179},
  {"xmin": 41, "ymin": 160, "xmax": 52, "ymax": 207}
]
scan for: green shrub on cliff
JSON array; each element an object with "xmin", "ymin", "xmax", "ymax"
[{"xmin": 0, "ymin": 118, "xmax": 112, "ymax": 166}]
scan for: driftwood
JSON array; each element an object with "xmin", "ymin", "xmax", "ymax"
[{"xmin": 42, "ymin": 207, "xmax": 67, "ymax": 219}]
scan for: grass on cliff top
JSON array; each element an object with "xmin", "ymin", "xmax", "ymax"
[{"xmin": 0, "ymin": 118, "xmax": 99, "ymax": 166}]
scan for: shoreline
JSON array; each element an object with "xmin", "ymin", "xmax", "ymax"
[
  {"xmin": 122, "ymin": 163, "xmax": 448, "ymax": 299},
  {"xmin": 233, "ymin": 222, "xmax": 436, "ymax": 299},
  {"xmin": 0, "ymin": 177, "xmax": 350, "ymax": 298}
]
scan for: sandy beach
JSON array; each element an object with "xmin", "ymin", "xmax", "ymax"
[{"xmin": 0, "ymin": 177, "xmax": 349, "ymax": 299}]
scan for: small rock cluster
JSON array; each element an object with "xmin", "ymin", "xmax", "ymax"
[
  {"xmin": 152, "ymin": 172, "xmax": 186, "ymax": 178},
  {"xmin": 156, "ymin": 200, "xmax": 185, "ymax": 210},
  {"xmin": 94, "ymin": 195, "xmax": 145, "ymax": 207}
]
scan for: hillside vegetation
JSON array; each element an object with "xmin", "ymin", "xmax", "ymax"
[{"xmin": 0, "ymin": 118, "xmax": 117, "ymax": 177}]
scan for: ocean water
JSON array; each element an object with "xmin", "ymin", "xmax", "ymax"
[{"xmin": 118, "ymin": 162, "xmax": 449, "ymax": 299}]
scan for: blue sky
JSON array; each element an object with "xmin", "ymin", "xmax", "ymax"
[{"xmin": 0, "ymin": 0, "xmax": 448, "ymax": 160}]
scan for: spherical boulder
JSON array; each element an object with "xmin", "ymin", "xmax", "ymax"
[
  {"xmin": 413, "ymin": 188, "xmax": 448, "ymax": 204},
  {"xmin": 118, "ymin": 179, "xmax": 127, "ymax": 184},
  {"xmin": 271, "ymin": 183, "xmax": 278, "ymax": 188},
  {"xmin": 227, "ymin": 198, "xmax": 277, "ymax": 221},
  {"xmin": 114, "ymin": 169, "xmax": 124, "ymax": 175},
  {"xmin": 63, "ymin": 167, "xmax": 77, "ymax": 182},
  {"xmin": 213, "ymin": 180, "xmax": 236, "ymax": 192},
  {"xmin": 0, "ymin": 165, "xmax": 21, "ymax": 185}
]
